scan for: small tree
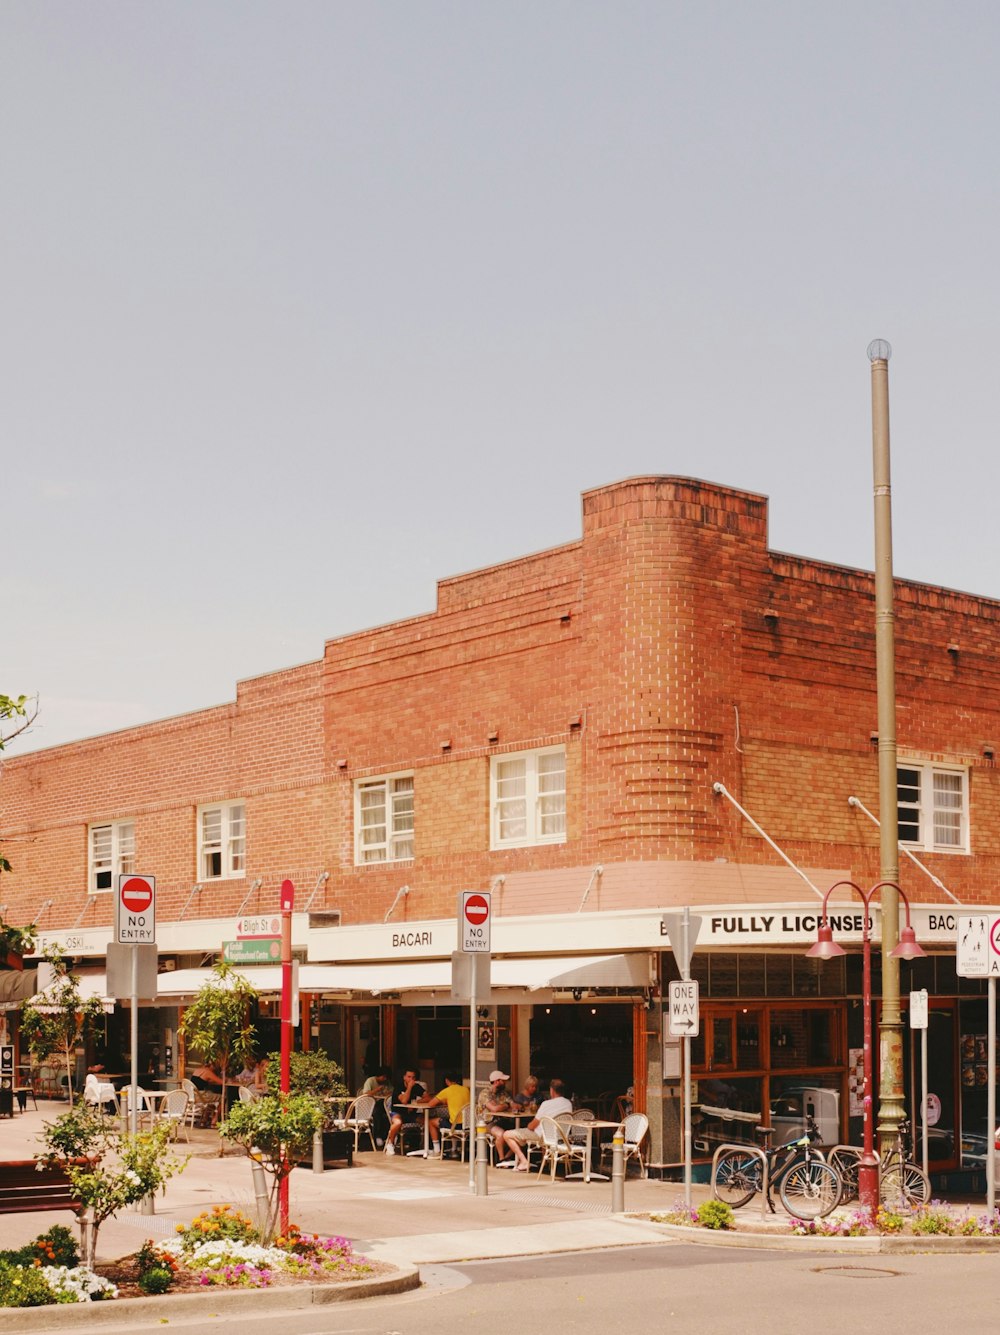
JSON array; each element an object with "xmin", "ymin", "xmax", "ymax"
[
  {"xmin": 220, "ymin": 1094, "xmax": 323, "ymax": 1243},
  {"xmin": 38, "ymin": 1114, "xmax": 186, "ymax": 1267},
  {"xmin": 0, "ymin": 692, "xmax": 38, "ymax": 875},
  {"xmin": 179, "ymin": 961, "xmax": 258, "ymax": 1153},
  {"xmin": 20, "ymin": 950, "xmax": 105, "ymax": 1098}
]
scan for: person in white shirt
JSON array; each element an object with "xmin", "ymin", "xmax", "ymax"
[{"xmin": 499, "ymin": 1079, "xmax": 573, "ymax": 1171}]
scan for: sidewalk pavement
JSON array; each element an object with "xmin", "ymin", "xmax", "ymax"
[{"xmin": 0, "ymin": 1102, "xmax": 695, "ymax": 1268}]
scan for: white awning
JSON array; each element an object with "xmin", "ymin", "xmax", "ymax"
[
  {"xmin": 493, "ymin": 954, "xmax": 651, "ymax": 990},
  {"xmin": 152, "ymin": 954, "xmax": 649, "ymax": 1000},
  {"xmin": 25, "ymin": 972, "xmax": 115, "ymax": 1014}
]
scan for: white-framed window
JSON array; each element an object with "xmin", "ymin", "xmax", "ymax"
[
  {"xmin": 897, "ymin": 763, "xmax": 969, "ymax": 853},
  {"xmin": 198, "ymin": 801, "xmax": 246, "ymax": 879},
  {"xmin": 88, "ymin": 819, "xmax": 135, "ymax": 894},
  {"xmin": 490, "ymin": 747, "xmax": 566, "ymax": 849},
  {"xmin": 355, "ymin": 773, "xmax": 414, "ymax": 864}
]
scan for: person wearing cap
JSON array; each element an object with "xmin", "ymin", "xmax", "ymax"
[{"xmin": 476, "ymin": 1069, "xmax": 515, "ymax": 1164}]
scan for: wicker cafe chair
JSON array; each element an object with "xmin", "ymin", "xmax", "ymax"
[
  {"xmin": 159, "ymin": 1089, "xmax": 192, "ymax": 1141},
  {"xmin": 599, "ymin": 1113, "xmax": 650, "ymax": 1178},
  {"xmin": 534, "ymin": 1116, "xmax": 580, "ymax": 1180},
  {"xmin": 337, "ymin": 1095, "xmax": 377, "ymax": 1153},
  {"xmin": 439, "ymin": 1104, "xmax": 471, "ymax": 1161}
]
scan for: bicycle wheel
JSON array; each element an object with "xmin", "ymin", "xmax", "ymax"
[
  {"xmin": 779, "ymin": 1157, "xmax": 841, "ymax": 1220},
  {"xmin": 828, "ymin": 1147, "xmax": 860, "ymax": 1206},
  {"xmin": 880, "ymin": 1157, "xmax": 931, "ymax": 1214},
  {"xmin": 713, "ymin": 1149, "xmax": 762, "ymax": 1208}
]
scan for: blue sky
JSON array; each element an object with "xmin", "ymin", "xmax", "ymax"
[{"xmin": 4, "ymin": 2, "xmax": 1000, "ymax": 752}]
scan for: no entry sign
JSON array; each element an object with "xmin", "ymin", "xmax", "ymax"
[
  {"xmin": 460, "ymin": 890, "xmax": 491, "ymax": 953},
  {"xmin": 116, "ymin": 874, "xmax": 156, "ymax": 945}
]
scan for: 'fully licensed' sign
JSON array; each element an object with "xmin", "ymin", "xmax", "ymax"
[{"xmin": 116, "ymin": 874, "xmax": 156, "ymax": 945}]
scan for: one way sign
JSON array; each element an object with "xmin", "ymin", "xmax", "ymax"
[{"xmin": 668, "ymin": 979, "xmax": 700, "ymax": 1037}]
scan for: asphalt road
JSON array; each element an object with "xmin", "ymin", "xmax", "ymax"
[{"xmin": 71, "ymin": 1241, "xmax": 1000, "ymax": 1335}]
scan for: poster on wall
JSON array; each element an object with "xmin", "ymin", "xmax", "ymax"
[
  {"xmin": 476, "ymin": 1022, "xmax": 495, "ymax": 1061},
  {"xmin": 847, "ymin": 1047, "xmax": 865, "ymax": 1117}
]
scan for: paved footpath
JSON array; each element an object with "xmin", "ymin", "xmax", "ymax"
[{"xmin": 0, "ymin": 1103, "xmax": 692, "ymax": 1268}]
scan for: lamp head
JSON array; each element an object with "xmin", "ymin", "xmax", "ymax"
[
  {"xmin": 805, "ymin": 922, "xmax": 846, "ymax": 960},
  {"xmin": 890, "ymin": 924, "xmax": 926, "ymax": 960}
]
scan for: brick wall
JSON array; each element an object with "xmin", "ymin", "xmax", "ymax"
[{"xmin": 3, "ymin": 474, "xmax": 999, "ymax": 937}]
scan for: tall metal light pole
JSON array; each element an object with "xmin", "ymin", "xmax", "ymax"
[
  {"xmin": 868, "ymin": 339, "xmax": 905, "ymax": 1155},
  {"xmin": 807, "ymin": 880, "xmax": 926, "ymax": 1212}
]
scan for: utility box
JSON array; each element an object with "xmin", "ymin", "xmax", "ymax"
[{"xmin": 770, "ymin": 1085, "xmax": 840, "ymax": 1146}]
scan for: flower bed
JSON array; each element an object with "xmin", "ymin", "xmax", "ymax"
[
  {"xmin": 0, "ymin": 1209, "xmax": 391, "ymax": 1307},
  {"xmin": 648, "ymin": 1199, "xmax": 1000, "ymax": 1240}
]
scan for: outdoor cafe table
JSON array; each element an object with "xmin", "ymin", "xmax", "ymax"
[
  {"xmin": 395, "ymin": 1103, "xmax": 433, "ymax": 1157},
  {"xmin": 565, "ymin": 1119, "xmax": 621, "ymax": 1183}
]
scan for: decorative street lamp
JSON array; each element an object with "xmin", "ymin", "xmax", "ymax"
[{"xmin": 806, "ymin": 879, "xmax": 926, "ymax": 1213}]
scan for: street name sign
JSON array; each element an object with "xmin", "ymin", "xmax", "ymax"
[
  {"xmin": 116, "ymin": 874, "xmax": 156, "ymax": 945},
  {"xmin": 224, "ymin": 939, "xmax": 281, "ymax": 965},
  {"xmin": 668, "ymin": 979, "xmax": 700, "ymax": 1037},
  {"xmin": 460, "ymin": 891, "xmax": 491, "ymax": 953},
  {"xmin": 236, "ymin": 915, "xmax": 282, "ymax": 940}
]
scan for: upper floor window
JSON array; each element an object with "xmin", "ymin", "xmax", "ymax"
[
  {"xmin": 89, "ymin": 820, "xmax": 135, "ymax": 894},
  {"xmin": 490, "ymin": 747, "xmax": 566, "ymax": 849},
  {"xmin": 198, "ymin": 801, "xmax": 246, "ymax": 879},
  {"xmin": 355, "ymin": 774, "xmax": 414, "ymax": 864},
  {"xmin": 898, "ymin": 763, "xmax": 968, "ymax": 853}
]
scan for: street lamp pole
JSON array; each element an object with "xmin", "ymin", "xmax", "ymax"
[
  {"xmin": 806, "ymin": 879, "xmax": 926, "ymax": 1213},
  {"xmin": 868, "ymin": 339, "xmax": 906, "ymax": 1157}
]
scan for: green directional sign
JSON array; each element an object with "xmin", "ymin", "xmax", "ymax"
[{"xmin": 222, "ymin": 938, "xmax": 281, "ymax": 965}]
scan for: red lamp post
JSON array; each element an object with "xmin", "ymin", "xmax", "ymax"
[{"xmin": 805, "ymin": 880, "xmax": 926, "ymax": 1213}]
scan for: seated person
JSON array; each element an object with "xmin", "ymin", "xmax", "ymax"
[
  {"xmin": 384, "ymin": 1068, "xmax": 427, "ymax": 1155},
  {"xmin": 476, "ymin": 1069, "xmax": 515, "ymax": 1164},
  {"xmin": 501, "ymin": 1078, "xmax": 573, "ymax": 1171},
  {"xmin": 512, "ymin": 1074, "xmax": 540, "ymax": 1112},
  {"xmin": 361, "ymin": 1065, "xmax": 393, "ymax": 1147},
  {"xmin": 417, "ymin": 1074, "xmax": 470, "ymax": 1155},
  {"xmin": 188, "ymin": 1062, "xmax": 225, "ymax": 1122}
]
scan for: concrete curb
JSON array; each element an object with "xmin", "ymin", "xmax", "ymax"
[
  {"xmin": 0, "ymin": 1264, "xmax": 421, "ymax": 1331},
  {"xmin": 645, "ymin": 1220, "xmax": 1000, "ymax": 1254}
]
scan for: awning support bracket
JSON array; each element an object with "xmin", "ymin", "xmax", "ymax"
[
  {"xmin": 712, "ymin": 782, "xmax": 824, "ymax": 901},
  {"xmin": 847, "ymin": 795, "xmax": 963, "ymax": 904}
]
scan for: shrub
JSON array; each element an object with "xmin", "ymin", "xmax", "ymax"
[
  {"xmin": 695, "ymin": 1199, "xmax": 735, "ymax": 1230},
  {"xmin": 911, "ymin": 1204, "xmax": 955, "ymax": 1236},
  {"xmin": 0, "ymin": 1261, "xmax": 60, "ymax": 1307},
  {"xmin": 138, "ymin": 1267, "xmax": 173, "ymax": 1295}
]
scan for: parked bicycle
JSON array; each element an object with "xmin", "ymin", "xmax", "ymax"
[
  {"xmin": 828, "ymin": 1118, "xmax": 931, "ymax": 1213},
  {"xmin": 712, "ymin": 1115, "xmax": 841, "ymax": 1219}
]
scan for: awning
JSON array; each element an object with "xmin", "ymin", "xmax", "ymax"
[
  {"xmin": 152, "ymin": 954, "xmax": 650, "ymax": 1001},
  {"xmin": 492, "ymin": 954, "xmax": 651, "ymax": 990},
  {"xmin": 25, "ymin": 972, "xmax": 115, "ymax": 1014},
  {"xmin": 0, "ymin": 968, "xmax": 38, "ymax": 1010}
]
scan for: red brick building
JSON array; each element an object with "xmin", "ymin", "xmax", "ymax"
[{"xmin": 3, "ymin": 475, "xmax": 999, "ymax": 1171}]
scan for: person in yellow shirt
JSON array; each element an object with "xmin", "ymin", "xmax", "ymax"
[{"xmin": 417, "ymin": 1073, "xmax": 470, "ymax": 1157}]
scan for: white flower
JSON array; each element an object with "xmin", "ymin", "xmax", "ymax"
[{"xmin": 43, "ymin": 1265, "xmax": 118, "ymax": 1303}]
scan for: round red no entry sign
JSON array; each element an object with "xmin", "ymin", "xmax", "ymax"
[
  {"xmin": 464, "ymin": 893, "xmax": 489, "ymax": 925},
  {"xmin": 120, "ymin": 877, "xmax": 153, "ymax": 913}
]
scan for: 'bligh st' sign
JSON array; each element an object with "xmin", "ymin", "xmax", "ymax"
[{"xmin": 115, "ymin": 874, "xmax": 156, "ymax": 945}]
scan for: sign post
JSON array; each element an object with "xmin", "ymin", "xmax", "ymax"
[
  {"xmin": 459, "ymin": 891, "xmax": 491, "ymax": 1194},
  {"xmin": 279, "ymin": 880, "xmax": 295, "ymax": 1233},
  {"xmin": 117, "ymin": 875, "xmax": 156, "ymax": 1140},
  {"xmin": 956, "ymin": 914, "xmax": 997, "ymax": 1211},
  {"xmin": 909, "ymin": 989, "xmax": 929, "ymax": 1176},
  {"xmin": 663, "ymin": 909, "xmax": 702, "ymax": 1207}
]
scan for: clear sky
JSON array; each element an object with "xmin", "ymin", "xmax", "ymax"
[{"xmin": 4, "ymin": 2, "xmax": 1000, "ymax": 754}]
